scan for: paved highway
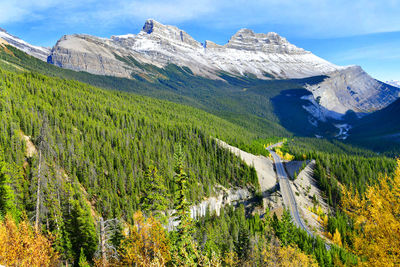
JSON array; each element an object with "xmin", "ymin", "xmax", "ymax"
[{"xmin": 267, "ymin": 143, "xmax": 314, "ymax": 237}]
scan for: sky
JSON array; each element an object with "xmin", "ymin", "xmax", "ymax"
[{"xmin": 0, "ymin": 0, "xmax": 399, "ymax": 81}]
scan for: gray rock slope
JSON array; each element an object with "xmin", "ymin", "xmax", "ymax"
[{"xmin": 305, "ymin": 66, "xmax": 400, "ymax": 117}]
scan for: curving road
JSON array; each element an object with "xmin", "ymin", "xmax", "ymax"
[{"xmin": 267, "ymin": 143, "xmax": 314, "ymax": 237}]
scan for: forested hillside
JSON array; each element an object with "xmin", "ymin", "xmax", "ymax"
[
  {"xmin": 0, "ymin": 63, "xmax": 264, "ymax": 263},
  {"xmin": 1, "ymin": 42, "xmax": 400, "ymax": 266}
]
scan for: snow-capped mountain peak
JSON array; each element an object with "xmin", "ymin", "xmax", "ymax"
[
  {"xmin": 139, "ymin": 19, "xmax": 202, "ymax": 48},
  {"xmin": 226, "ymin": 29, "xmax": 306, "ymax": 54}
]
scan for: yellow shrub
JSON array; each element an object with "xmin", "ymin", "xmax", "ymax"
[{"xmin": 0, "ymin": 215, "xmax": 58, "ymax": 266}]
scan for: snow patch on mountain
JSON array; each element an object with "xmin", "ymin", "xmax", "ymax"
[
  {"xmin": 0, "ymin": 28, "xmax": 50, "ymax": 61},
  {"xmin": 334, "ymin": 124, "xmax": 351, "ymax": 140},
  {"xmin": 387, "ymin": 80, "xmax": 400, "ymax": 88},
  {"xmin": 301, "ymin": 94, "xmax": 344, "ymax": 122}
]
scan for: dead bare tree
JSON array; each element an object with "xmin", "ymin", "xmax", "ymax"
[
  {"xmin": 96, "ymin": 217, "xmax": 120, "ymax": 266},
  {"xmin": 34, "ymin": 116, "xmax": 51, "ymax": 231}
]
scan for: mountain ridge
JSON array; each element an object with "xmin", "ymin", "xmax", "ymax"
[
  {"xmin": 0, "ymin": 28, "xmax": 50, "ymax": 61},
  {"xmin": 47, "ymin": 19, "xmax": 340, "ymax": 80}
]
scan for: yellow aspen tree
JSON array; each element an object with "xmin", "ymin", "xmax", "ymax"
[
  {"xmin": 342, "ymin": 159, "xmax": 400, "ymax": 266},
  {"xmin": 332, "ymin": 228, "xmax": 342, "ymax": 247},
  {"xmin": 277, "ymin": 245, "xmax": 318, "ymax": 267},
  {"xmin": 118, "ymin": 211, "xmax": 171, "ymax": 266},
  {"xmin": 0, "ymin": 215, "xmax": 58, "ymax": 266}
]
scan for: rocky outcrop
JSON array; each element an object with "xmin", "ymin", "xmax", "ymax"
[
  {"xmin": 48, "ymin": 35, "xmax": 137, "ymax": 78},
  {"xmin": 167, "ymin": 186, "xmax": 252, "ymax": 230},
  {"xmin": 189, "ymin": 187, "xmax": 252, "ymax": 219},
  {"xmin": 226, "ymin": 29, "xmax": 306, "ymax": 54}
]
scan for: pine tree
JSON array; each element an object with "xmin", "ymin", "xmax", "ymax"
[
  {"xmin": 140, "ymin": 164, "xmax": 169, "ymax": 223},
  {"xmin": 78, "ymin": 247, "xmax": 90, "ymax": 267},
  {"xmin": 235, "ymin": 221, "xmax": 250, "ymax": 261},
  {"xmin": 275, "ymin": 209, "xmax": 293, "ymax": 246},
  {"xmin": 0, "ymin": 159, "xmax": 18, "ymax": 219},
  {"xmin": 66, "ymin": 197, "xmax": 97, "ymax": 265},
  {"xmin": 171, "ymin": 144, "xmax": 198, "ymax": 265}
]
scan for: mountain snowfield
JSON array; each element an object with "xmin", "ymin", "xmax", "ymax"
[
  {"xmin": 0, "ymin": 28, "xmax": 50, "ymax": 61},
  {"xmin": 1, "ymin": 19, "xmax": 399, "ymax": 122}
]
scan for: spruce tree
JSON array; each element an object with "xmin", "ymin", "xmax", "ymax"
[
  {"xmin": 0, "ymin": 159, "xmax": 18, "ymax": 219},
  {"xmin": 66, "ymin": 197, "xmax": 97, "ymax": 265},
  {"xmin": 140, "ymin": 164, "xmax": 168, "ymax": 223},
  {"xmin": 274, "ymin": 209, "xmax": 293, "ymax": 246},
  {"xmin": 235, "ymin": 222, "xmax": 250, "ymax": 261},
  {"xmin": 171, "ymin": 144, "xmax": 198, "ymax": 265},
  {"xmin": 78, "ymin": 247, "xmax": 90, "ymax": 267}
]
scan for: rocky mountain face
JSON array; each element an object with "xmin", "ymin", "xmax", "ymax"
[
  {"xmin": 304, "ymin": 66, "xmax": 400, "ymax": 118},
  {"xmin": 47, "ymin": 19, "xmax": 339, "ymax": 80},
  {"xmin": 0, "ymin": 28, "xmax": 50, "ymax": 61}
]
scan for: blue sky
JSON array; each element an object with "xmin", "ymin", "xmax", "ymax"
[{"xmin": 1, "ymin": 0, "xmax": 399, "ymax": 81}]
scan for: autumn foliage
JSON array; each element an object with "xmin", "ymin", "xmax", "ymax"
[
  {"xmin": 0, "ymin": 215, "xmax": 58, "ymax": 266},
  {"xmin": 342, "ymin": 159, "xmax": 400, "ymax": 266},
  {"xmin": 119, "ymin": 211, "xmax": 171, "ymax": 266},
  {"xmin": 263, "ymin": 238, "xmax": 318, "ymax": 267}
]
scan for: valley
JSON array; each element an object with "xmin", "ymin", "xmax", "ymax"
[{"xmin": 0, "ymin": 17, "xmax": 399, "ymax": 266}]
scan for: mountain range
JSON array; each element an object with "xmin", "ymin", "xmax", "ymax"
[{"xmin": 0, "ymin": 19, "xmax": 399, "ymax": 143}]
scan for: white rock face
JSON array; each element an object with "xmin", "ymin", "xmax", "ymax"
[
  {"xmin": 189, "ymin": 187, "xmax": 252, "ymax": 219},
  {"xmin": 48, "ymin": 19, "xmax": 339, "ymax": 80},
  {"xmin": 0, "ymin": 28, "xmax": 50, "ymax": 61},
  {"xmin": 305, "ymin": 66, "xmax": 400, "ymax": 116},
  {"xmin": 167, "ymin": 186, "xmax": 252, "ymax": 230}
]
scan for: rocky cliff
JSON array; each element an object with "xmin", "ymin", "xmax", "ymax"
[{"xmin": 305, "ymin": 66, "xmax": 400, "ymax": 117}]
